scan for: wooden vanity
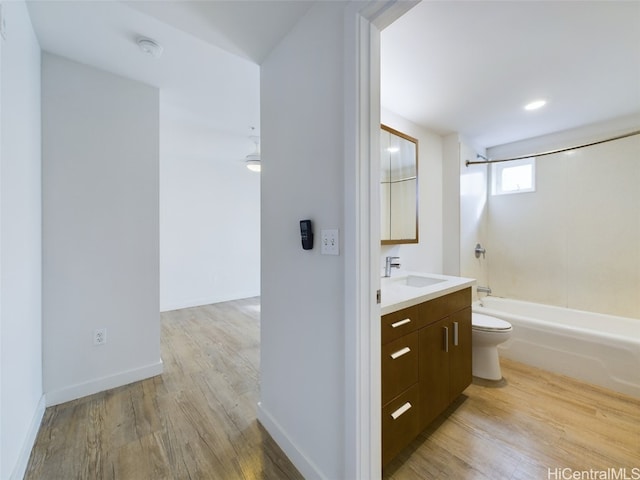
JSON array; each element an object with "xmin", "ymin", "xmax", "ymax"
[{"xmin": 381, "ymin": 286, "xmax": 472, "ymax": 467}]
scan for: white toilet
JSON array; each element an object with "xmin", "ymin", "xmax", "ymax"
[{"xmin": 471, "ymin": 313, "xmax": 513, "ymax": 381}]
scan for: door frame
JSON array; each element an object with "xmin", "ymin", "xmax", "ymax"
[{"xmin": 344, "ymin": 2, "xmax": 419, "ymax": 478}]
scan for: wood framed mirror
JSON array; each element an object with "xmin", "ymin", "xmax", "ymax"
[{"xmin": 381, "ymin": 124, "xmax": 418, "ymax": 245}]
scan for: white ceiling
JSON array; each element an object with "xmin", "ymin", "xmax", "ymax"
[
  {"xmin": 26, "ymin": 0, "xmax": 314, "ymax": 161},
  {"xmin": 26, "ymin": 1, "xmax": 640, "ymax": 155},
  {"xmin": 382, "ymin": 1, "xmax": 640, "ymax": 149},
  {"xmin": 123, "ymin": 1, "xmax": 315, "ymax": 64}
]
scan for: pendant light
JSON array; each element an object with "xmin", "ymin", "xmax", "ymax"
[{"xmin": 245, "ymin": 127, "xmax": 261, "ymax": 172}]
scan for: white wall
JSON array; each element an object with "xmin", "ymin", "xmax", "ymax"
[
  {"xmin": 0, "ymin": 2, "xmax": 44, "ymax": 478},
  {"xmin": 380, "ymin": 109, "xmax": 443, "ymax": 274},
  {"xmin": 445, "ymin": 133, "xmax": 489, "ymax": 297},
  {"xmin": 159, "ymin": 119, "xmax": 260, "ymax": 312},
  {"xmin": 442, "ymin": 133, "xmax": 461, "ymax": 275},
  {"xmin": 459, "ymin": 139, "xmax": 488, "ymax": 297},
  {"xmin": 259, "ymin": 3, "xmax": 415, "ymax": 476},
  {"xmin": 42, "ymin": 53, "xmax": 162, "ymax": 405},
  {"xmin": 485, "ymin": 118, "xmax": 640, "ymax": 318},
  {"xmin": 259, "ymin": 3, "xmax": 349, "ymax": 478}
]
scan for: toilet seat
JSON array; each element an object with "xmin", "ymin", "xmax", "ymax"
[{"xmin": 472, "ymin": 313, "xmax": 512, "ymax": 332}]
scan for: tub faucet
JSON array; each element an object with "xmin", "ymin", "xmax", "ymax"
[
  {"xmin": 477, "ymin": 286, "xmax": 492, "ymax": 294},
  {"xmin": 384, "ymin": 256, "xmax": 400, "ymax": 277}
]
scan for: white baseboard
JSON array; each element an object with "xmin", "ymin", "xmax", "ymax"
[
  {"xmin": 44, "ymin": 360, "xmax": 164, "ymax": 407},
  {"xmin": 11, "ymin": 395, "xmax": 46, "ymax": 480},
  {"xmin": 256, "ymin": 401, "xmax": 325, "ymax": 480},
  {"xmin": 160, "ymin": 291, "xmax": 260, "ymax": 312}
]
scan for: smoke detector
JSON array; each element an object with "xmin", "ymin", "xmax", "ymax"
[{"xmin": 137, "ymin": 37, "xmax": 163, "ymax": 59}]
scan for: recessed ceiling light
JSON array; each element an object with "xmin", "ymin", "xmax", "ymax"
[
  {"xmin": 137, "ymin": 37, "xmax": 163, "ymax": 59},
  {"xmin": 524, "ymin": 99, "xmax": 547, "ymax": 111}
]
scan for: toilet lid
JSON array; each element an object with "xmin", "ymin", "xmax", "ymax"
[{"xmin": 472, "ymin": 313, "xmax": 512, "ymax": 331}]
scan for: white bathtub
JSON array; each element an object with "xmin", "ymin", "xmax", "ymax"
[{"xmin": 473, "ymin": 296, "xmax": 640, "ymax": 398}]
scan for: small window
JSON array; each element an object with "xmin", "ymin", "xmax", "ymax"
[{"xmin": 491, "ymin": 157, "xmax": 536, "ymax": 195}]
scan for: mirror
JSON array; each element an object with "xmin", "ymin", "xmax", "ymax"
[{"xmin": 380, "ymin": 124, "xmax": 418, "ymax": 244}]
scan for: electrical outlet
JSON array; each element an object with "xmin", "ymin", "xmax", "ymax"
[
  {"xmin": 94, "ymin": 328, "xmax": 107, "ymax": 346},
  {"xmin": 321, "ymin": 229, "xmax": 339, "ymax": 255}
]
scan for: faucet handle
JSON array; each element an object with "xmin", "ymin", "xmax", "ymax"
[
  {"xmin": 384, "ymin": 256, "xmax": 401, "ymax": 277},
  {"xmin": 386, "ymin": 256, "xmax": 400, "ymax": 266}
]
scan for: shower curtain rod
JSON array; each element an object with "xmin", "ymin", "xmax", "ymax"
[{"xmin": 465, "ymin": 129, "xmax": 640, "ymax": 167}]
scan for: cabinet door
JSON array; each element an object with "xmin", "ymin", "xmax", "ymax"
[
  {"xmin": 418, "ymin": 317, "xmax": 450, "ymax": 429},
  {"xmin": 449, "ymin": 307, "xmax": 472, "ymax": 400}
]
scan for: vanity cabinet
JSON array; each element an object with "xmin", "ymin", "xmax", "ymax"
[{"xmin": 381, "ymin": 288, "xmax": 471, "ymax": 467}]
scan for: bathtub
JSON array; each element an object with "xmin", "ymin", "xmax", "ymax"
[{"xmin": 473, "ymin": 296, "xmax": 640, "ymax": 398}]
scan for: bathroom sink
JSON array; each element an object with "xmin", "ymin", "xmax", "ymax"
[
  {"xmin": 393, "ymin": 275, "xmax": 447, "ymax": 288},
  {"xmin": 380, "ymin": 272, "xmax": 476, "ymax": 315}
]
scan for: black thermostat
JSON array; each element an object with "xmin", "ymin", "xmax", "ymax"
[{"xmin": 300, "ymin": 219, "xmax": 313, "ymax": 250}]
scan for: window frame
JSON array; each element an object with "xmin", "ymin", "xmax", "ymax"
[{"xmin": 491, "ymin": 157, "xmax": 536, "ymax": 196}]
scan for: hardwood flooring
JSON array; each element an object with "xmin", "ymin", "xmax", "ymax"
[
  {"xmin": 384, "ymin": 359, "xmax": 640, "ymax": 479},
  {"xmin": 25, "ymin": 297, "xmax": 639, "ymax": 480},
  {"xmin": 24, "ymin": 297, "xmax": 303, "ymax": 480}
]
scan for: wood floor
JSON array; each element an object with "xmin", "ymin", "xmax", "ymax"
[
  {"xmin": 25, "ymin": 297, "xmax": 639, "ymax": 480},
  {"xmin": 24, "ymin": 297, "xmax": 303, "ymax": 480},
  {"xmin": 384, "ymin": 361, "xmax": 640, "ymax": 479}
]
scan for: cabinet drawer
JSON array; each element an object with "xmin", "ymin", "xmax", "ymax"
[
  {"xmin": 382, "ymin": 384, "xmax": 420, "ymax": 467},
  {"xmin": 420, "ymin": 287, "xmax": 471, "ymax": 326},
  {"xmin": 382, "ymin": 332, "xmax": 419, "ymax": 404},
  {"xmin": 381, "ymin": 305, "xmax": 421, "ymax": 345}
]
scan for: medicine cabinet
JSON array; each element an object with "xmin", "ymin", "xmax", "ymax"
[{"xmin": 381, "ymin": 124, "xmax": 418, "ymax": 244}]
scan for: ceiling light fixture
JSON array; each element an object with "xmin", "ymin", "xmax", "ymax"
[
  {"xmin": 245, "ymin": 127, "xmax": 261, "ymax": 172},
  {"xmin": 524, "ymin": 99, "xmax": 547, "ymax": 111},
  {"xmin": 137, "ymin": 37, "xmax": 163, "ymax": 58},
  {"xmin": 245, "ymin": 153, "xmax": 261, "ymax": 172}
]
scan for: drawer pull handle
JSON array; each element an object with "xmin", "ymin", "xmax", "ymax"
[
  {"xmin": 453, "ymin": 321, "xmax": 459, "ymax": 346},
  {"xmin": 391, "ymin": 402, "xmax": 412, "ymax": 420},
  {"xmin": 444, "ymin": 326, "xmax": 449, "ymax": 353},
  {"xmin": 391, "ymin": 318, "xmax": 411, "ymax": 328},
  {"xmin": 390, "ymin": 347, "xmax": 411, "ymax": 360}
]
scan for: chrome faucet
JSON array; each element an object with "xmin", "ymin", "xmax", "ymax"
[
  {"xmin": 384, "ymin": 256, "xmax": 401, "ymax": 277},
  {"xmin": 477, "ymin": 286, "xmax": 492, "ymax": 294}
]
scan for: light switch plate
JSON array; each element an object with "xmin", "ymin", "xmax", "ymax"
[{"xmin": 321, "ymin": 229, "xmax": 339, "ymax": 255}]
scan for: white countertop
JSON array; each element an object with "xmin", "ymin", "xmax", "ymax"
[{"xmin": 380, "ymin": 271, "xmax": 476, "ymax": 315}]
